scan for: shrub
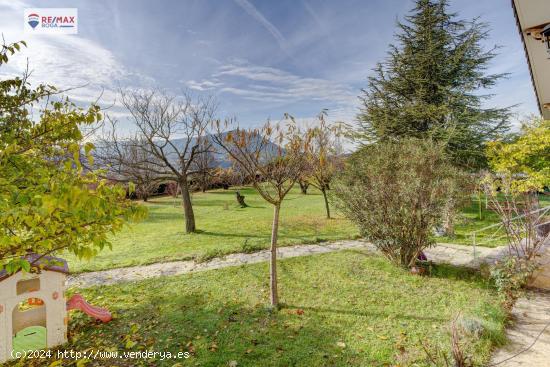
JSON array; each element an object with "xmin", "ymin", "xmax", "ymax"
[
  {"xmin": 333, "ymin": 138, "xmax": 460, "ymax": 268},
  {"xmin": 490, "ymin": 257, "xmax": 537, "ymax": 309}
]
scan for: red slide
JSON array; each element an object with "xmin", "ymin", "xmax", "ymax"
[{"xmin": 66, "ymin": 294, "xmax": 112, "ymax": 323}]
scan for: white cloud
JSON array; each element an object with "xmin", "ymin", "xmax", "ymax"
[
  {"xmin": 2, "ymin": 36, "xmax": 126, "ymax": 102},
  {"xmin": 187, "ymin": 61, "xmax": 357, "ymax": 107},
  {"xmin": 0, "ymin": 0, "xmax": 25, "ymax": 11},
  {"xmin": 187, "ymin": 79, "xmax": 223, "ymax": 91},
  {"xmin": 0, "ymin": 0, "xmax": 147, "ymax": 109},
  {"xmin": 215, "ymin": 64, "xmax": 295, "ymax": 83}
]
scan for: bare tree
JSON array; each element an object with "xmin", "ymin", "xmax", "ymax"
[
  {"xmin": 212, "ymin": 165, "xmax": 247, "ymax": 189},
  {"xmin": 95, "ymin": 125, "xmax": 161, "ymax": 202},
  {"xmin": 165, "ymin": 181, "xmax": 180, "ymax": 197},
  {"xmin": 191, "ymin": 139, "xmax": 216, "ymax": 192},
  {"xmin": 439, "ymin": 176, "xmax": 470, "ymax": 237},
  {"xmin": 298, "ymin": 179, "xmax": 309, "ymax": 194},
  {"xmin": 305, "ymin": 111, "xmax": 344, "ymax": 219},
  {"xmin": 120, "ymin": 89, "xmax": 216, "ymax": 233},
  {"xmin": 212, "ymin": 117, "xmax": 309, "ymax": 307},
  {"xmin": 482, "ymin": 173, "xmax": 550, "ymax": 260}
]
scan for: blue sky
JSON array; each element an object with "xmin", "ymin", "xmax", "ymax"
[{"xmin": 0, "ymin": 0, "xmax": 540, "ymax": 133}]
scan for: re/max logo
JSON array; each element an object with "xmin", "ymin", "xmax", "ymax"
[
  {"xmin": 41, "ymin": 16, "xmax": 76, "ymax": 27},
  {"xmin": 25, "ymin": 8, "xmax": 78, "ymax": 34}
]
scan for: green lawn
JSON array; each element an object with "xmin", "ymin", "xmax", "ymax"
[
  {"xmin": 438, "ymin": 194, "xmax": 550, "ymax": 247},
  {"xmin": 14, "ymin": 251, "xmax": 506, "ymax": 367},
  {"xmin": 65, "ymin": 187, "xmax": 359, "ymax": 273},
  {"xmin": 64, "ymin": 186, "xmax": 549, "ymax": 273}
]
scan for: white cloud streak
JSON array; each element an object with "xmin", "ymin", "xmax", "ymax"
[
  {"xmin": 233, "ymin": 0, "xmax": 288, "ymax": 52},
  {"xmin": 0, "ymin": 0, "xmax": 149, "ymax": 111},
  {"xmin": 188, "ymin": 61, "xmax": 356, "ymax": 106},
  {"xmin": 186, "ymin": 79, "xmax": 223, "ymax": 91}
]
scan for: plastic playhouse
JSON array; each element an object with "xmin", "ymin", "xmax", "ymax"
[{"xmin": 0, "ymin": 255, "xmax": 111, "ymax": 363}]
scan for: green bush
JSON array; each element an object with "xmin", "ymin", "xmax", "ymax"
[
  {"xmin": 490, "ymin": 257, "xmax": 537, "ymax": 309},
  {"xmin": 333, "ymin": 138, "xmax": 460, "ymax": 268}
]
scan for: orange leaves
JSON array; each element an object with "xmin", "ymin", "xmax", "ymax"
[
  {"xmin": 237, "ymin": 130, "xmax": 247, "ymax": 148},
  {"xmin": 287, "ymin": 308, "xmax": 304, "ymax": 316},
  {"xmin": 225, "ymin": 131, "xmax": 233, "ymax": 143}
]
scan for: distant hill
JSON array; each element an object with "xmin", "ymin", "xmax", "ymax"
[
  {"xmin": 155, "ymin": 131, "xmax": 281, "ymax": 168},
  {"xmin": 93, "ymin": 130, "xmax": 282, "ymax": 170}
]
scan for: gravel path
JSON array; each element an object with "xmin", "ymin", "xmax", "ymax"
[
  {"xmin": 68, "ymin": 240, "xmax": 507, "ymax": 288},
  {"xmin": 490, "ymin": 290, "xmax": 550, "ymax": 367}
]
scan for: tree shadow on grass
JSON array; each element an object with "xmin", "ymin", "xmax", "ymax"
[
  {"xmin": 281, "ymin": 304, "xmax": 447, "ymax": 323},
  {"xmin": 427, "ymin": 263, "xmax": 489, "ymax": 285},
  {"xmin": 144, "ymin": 198, "xmax": 182, "ymax": 206},
  {"xmin": 195, "ymin": 230, "xmax": 269, "ymax": 240},
  {"xmin": 59, "ymin": 291, "xmax": 361, "ymax": 367},
  {"xmin": 194, "ymin": 200, "xmax": 267, "ymax": 209},
  {"xmin": 139, "ymin": 211, "xmax": 183, "ymax": 223},
  {"xmin": 344, "ymin": 249, "xmax": 489, "ymax": 287},
  {"xmin": 146, "ymin": 198, "xmax": 268, "ymax": 210}
]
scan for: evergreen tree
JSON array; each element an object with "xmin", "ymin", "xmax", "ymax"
[{"xmin": 357, "ymin": 0, "xmax": 510, "ymax": 169}]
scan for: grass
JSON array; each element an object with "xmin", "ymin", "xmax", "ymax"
[
  {"xmin": 65, "ymin": 187, "xmax": 358, "ymax": 273},
  {"xmin": 13, "ymin": 250, "xmax": 506, "ymax": 367},
  {"xmin": 64, "ymin": 186, "xmax": 550, "ymax": 273},
  {"xmin": 437, "ymin": 194, "xmax": 550, "ymax": 247}
]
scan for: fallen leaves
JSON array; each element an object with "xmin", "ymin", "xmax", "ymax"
[{"xmin": 286, "ymin": 308, "xmax": 305, "ymax": 316}]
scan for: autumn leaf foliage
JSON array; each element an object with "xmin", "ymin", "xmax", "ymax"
[{"xmin": 0, "ymin": 40, "xmax": 145, "ymax": 274}]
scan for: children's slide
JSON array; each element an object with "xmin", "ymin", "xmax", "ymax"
[{"xmin": 66, "ymin": 294, "xmax": 112, "ymax": 323}]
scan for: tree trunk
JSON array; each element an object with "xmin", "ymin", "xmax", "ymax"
[
  {"xmin": 321, "ymin": 188, "xmax": 331, "ymax": 219},
  {"xmin": 299, "ymin": 180, "xmax": 308, "ymax": 195},
  {"xmin": 477, "ymin": 190, "xmax": 483, "ymax": 220},
  {"xmin": 170, "ymin": 182, "xmax": 178, "ymax": 198},
  {"xmin": 269, "ymin": 203, "xmax": 280, "ymax": 307},
  {"xmin": 235, "ymin": 191, "xmax": 247, "ymax": 208},
  {"xmin": 201, "ymin": 173, "xmax": 207, "ymax": 192},
  {"xmin": 442, "ymin": 197, "xmax": 455, "ymax": 237},
  {"xmin": 443, "ymin": 211, "xmax": 455, "ymax": 237},
  {"xmin": 179, "ymin": 176, "xmax": 196, "ymax": 233}
]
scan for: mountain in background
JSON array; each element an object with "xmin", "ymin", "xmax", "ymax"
[{"xmin": 94, "ymin": 130, "xmax": 282, "ymax": 170}]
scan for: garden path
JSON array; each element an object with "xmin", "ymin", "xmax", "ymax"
[
  {"xmin": 490, "ymin": 290, "xmax": 550, "ymax": 367},
  {"xmin": 68, "ymin": 240, "xmax": 505, "ymax": 288}
]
